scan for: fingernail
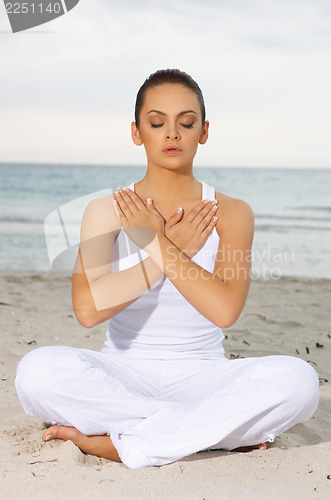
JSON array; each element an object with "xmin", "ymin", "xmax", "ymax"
[
  {"xmin": 203, "ymin": 199, "xmax": 209, "ymax": 204},
  {"xmin": 211, "ymin": 205, "xmax": 217, "ymax": 212},
  {"xmin": 45, "ymin": 434, "xmax": 52, "ymax": 441},
  {"xmin": 176, "ymin": 207, "xmax": 182, "ymax": 213},
  {"xmin": 113, "ymin": 199, "xmax": 118, "ymax": 205},
  {"xmin": 211, "ymin": 200, "xmax": 217, "ymax": 205},
  {"xmin": 147, "ymin": 198, "xmax": 152, "ymax": 205},
  {"xmin": 212, "ymin": 216, "xmax": 218, "ymax": 222},
  {"xmin": 116, "ymin": 187, "xmax": 123, "ymax": 192}
]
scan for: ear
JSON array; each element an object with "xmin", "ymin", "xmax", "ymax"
[
  {"xmin": 199, "ymin": 120, "xmax": 209, "ymax": 145},
  {"xmin": 131, "ymin": 121, "xmax": 143, "ymax": 146}
]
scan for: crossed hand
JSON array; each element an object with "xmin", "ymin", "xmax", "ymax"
[{"xmin": 113, "ymin": 187, "xmax": 219, "ymax": 258}]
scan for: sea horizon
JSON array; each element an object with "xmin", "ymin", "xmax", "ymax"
[
  {"xmin": 1, "ymin": 161, "xmax": 330, "ymax": 170},
  {"xmin": 1, "ymin": 163, "xmax": 330, "ymax": 278}
]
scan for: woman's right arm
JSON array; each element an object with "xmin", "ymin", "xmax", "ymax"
[{"xmin": 72, "ymin": 195, "xmax": 164, "ymax": 328}]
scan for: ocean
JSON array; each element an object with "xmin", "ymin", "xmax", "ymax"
[{"xmin": 0, "ymin": 163, "xmax": 330, "ymax": 279}]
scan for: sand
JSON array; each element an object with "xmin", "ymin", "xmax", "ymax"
[{"xmin": 1, "ymin": 273, "xmax": 331, "ymax": 499}]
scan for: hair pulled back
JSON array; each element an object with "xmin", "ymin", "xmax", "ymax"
[{"xmin": 134, "ymin": 69, "xmax": 206, "ymax": 128}]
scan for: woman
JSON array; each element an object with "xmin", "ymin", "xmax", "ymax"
[{"xmin": 15, "ymin": 69, "xmax": 320, "ymax": 470}]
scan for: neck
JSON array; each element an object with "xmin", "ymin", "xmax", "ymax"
[{"xmin": 135, "ymin": 168, "xmax": 201, "ymax": 204}]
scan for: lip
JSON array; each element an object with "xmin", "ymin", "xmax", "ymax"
[{"xmin": 162, "ymin": 145, "xmax": 182, "ymax": 155}]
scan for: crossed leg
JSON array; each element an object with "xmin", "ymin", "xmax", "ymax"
[
  {"xmin": 42, "ymin": 425, "xmax": 122, "ymax": 462},
  {"xmin": 42, "ymin": 424, "xmax": 266, "ymax": 460},
  {"xmin": 16, "ymin": 348, "xmax": 318, "ymax": 467}
]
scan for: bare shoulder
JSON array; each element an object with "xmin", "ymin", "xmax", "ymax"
[
  {"xmin": 86, "ymin": 192, "xmax": 116, "ymax": 212},
  {"xmin": 81, "ymin": 193, "xmax": 121, "ymax": 239},
  {"xmin": 214, "ymin": 190, "xmax": 255, "ymax": 235},
  {"xmin": 215, "ymin": 190, "xmax": 254, "ymax": 220}
]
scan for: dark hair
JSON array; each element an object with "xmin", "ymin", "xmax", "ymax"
[{"xmin": 134, "ymin": 68, "xmax": 206, "ymax": 128}]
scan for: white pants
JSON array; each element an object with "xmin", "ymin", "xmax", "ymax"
[{"xmin": 15, "ymin": 346, "xmax": 320, "ymax": 470}]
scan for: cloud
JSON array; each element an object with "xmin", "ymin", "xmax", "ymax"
[{"xmin": 0, "ymin": 0, "xmax": 330, "ymax": 167}]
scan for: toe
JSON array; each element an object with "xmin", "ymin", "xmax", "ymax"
[
  {"xmin": 42, "ymin": 425, "xmax": 60, "ymax": 442},
  {"xmin": 42, "ymin": 425, "xmax": 84, "ymax": 445}
]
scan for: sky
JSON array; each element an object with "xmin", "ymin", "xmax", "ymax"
[{"xmin": 0, "ymin": 0, "xmax": 330, "ymax": 168}]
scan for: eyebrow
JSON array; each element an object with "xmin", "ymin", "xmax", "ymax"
[{"xmin": 146, "ymin": 109, "xmax": 198, "ymax": 117}]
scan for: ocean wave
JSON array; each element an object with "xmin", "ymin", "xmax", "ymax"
[
  {"xmin": 255, "ymin": 223, "xmax": 331, "ymax": 232},
  {"xmin": 285, "ymin": 206, "xmax": 331, "ymax": 213},
  {"xmin": 0, "ymin": 216, "xmax": 44, "ymax": 224},
  {"xmin": 255, "ymin": 213, "xmax": 331, "ymax": 222}
]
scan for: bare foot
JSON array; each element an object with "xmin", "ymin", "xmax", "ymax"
[
  {"xmin": 42, "ymin": 425, "xmax": 122, "ymax": 462},
  {"xmin": 42, "ymin": 425, "xmax": 82, "ymax": 444},
  {"xmin": 233, "ymin": 442, "xmax": 267, "ymax": 452}
]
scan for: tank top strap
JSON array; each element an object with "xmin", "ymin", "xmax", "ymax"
[{"xmin": 202, "ymin": 181, "xmax": 216, "ymax": 201}]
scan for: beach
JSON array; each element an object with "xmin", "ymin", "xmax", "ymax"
[{"xmin": 1, "ymin": 273, "xmax": 330, "ymax": 499}]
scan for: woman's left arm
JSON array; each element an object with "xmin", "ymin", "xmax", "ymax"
[{"xmin": 146, "ymin": 197, "xmax": 255, "ymax": 329}]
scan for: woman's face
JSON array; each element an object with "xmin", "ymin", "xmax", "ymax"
[{"xmin": 132, "ymin": 83, "xmax": 209, "ymax": 170}]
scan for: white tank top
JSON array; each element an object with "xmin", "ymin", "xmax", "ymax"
[{"xmin": 103, "ymin": 181, "xmax": 225, "ymax": 360}]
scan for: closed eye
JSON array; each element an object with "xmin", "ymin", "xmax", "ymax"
[{"xmin": 150, "ymin": 123, "xmax": 194, "ymax": 129}]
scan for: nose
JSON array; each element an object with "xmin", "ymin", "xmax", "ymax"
[{"xmin": 166, "ymin": 123, "xmax": 181, "ymax": 141}]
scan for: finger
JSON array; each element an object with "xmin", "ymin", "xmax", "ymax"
[
  {"xmin": 209, "ymin": 203, "xmax": 219, "ymax": 217},
  {"xmin": 146, "ymin": 198, "xmax": 166, "ymax": 217},
  {"xmin": 197, "ymin": 203, "xmax": 219, "ymax": 232},
  {"xmin": 113, "ymin": 198, "xmax": 120, "ymax": 217},
  {"xmin": 202, "ymin": 201, "xmax": 219, "ymax": 221},
  {"xmin": 122, "ymin": 188, "xmax": 146, "ymax": 215},
  {"xmin": 121, "ymin": 187, "xmax": 147, "ymax": 211},
  {"xmin": 114, "ymin": 190, "xmax": 131, "ymax": 216},
  {"xmin": 165, "ymin": 208, "xmax": 183, "ymax": 228},
  {"xmin": 188, "ymin": 199, "xmax": 215, "ymax": 221},
  {"xmin": 115, "ymin": 188, "xmax": 134, "ymax": 217},
  {"xmin": 113, "ymin": 198, "xmax": 126, "ymax": 222},
  {"xmin": 201, "ymin": 214, "xmax": 218, "ymax": 236},
  {"xmin": 189, "ymin": 200, "xmax": 218, "ymax": 227},
  {"xmin": 114, "ymin": 191, "xmax": 126, "ymax": 215},
  {"xmin": 146, "ymin": 200, "xmax": 159, "ymax": 213}
]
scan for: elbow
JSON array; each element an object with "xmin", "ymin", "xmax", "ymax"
[
  {"xmin": 215, "ymin": 287, "xmax": 246, "ymax": 329},
  {"xmin": 72, "ymin": 270, "xmax": 99, "ymax": 329},
  {"xmin": 216, "ymin": 309, "xmax": 241, "ymax": 330},
  {"xmin": 80, "ymin": 318, "xmax": 96, "ymax": 329},
  {"xmin": 72, "ymin": 281, "xmax": 98, "ymax": 328},
  {"xmin": 218, "ymin": 317, "xmax": 237, "ymax": 329},
  {"xmin": 73, "ymin": 309, "xmax": 97, "ymax": 329}
]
